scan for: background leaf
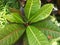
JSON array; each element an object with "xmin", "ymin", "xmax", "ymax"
[
  {"xmin": 26, "ymin": 26, "xmax": 50, "ymax": 45},
  {"xmin": 0, "ymin": 24, "xmax": 25, "ymax": 45},
  {"xmin": 0, "ymin": 0, "xmax": 20, "ymax": 9},
  {"xmin": 24, "ymin": 0, "xmax": 41, "ymax": 19},
  {"xmin": 29, "ymin": 4, "xmax": 53, "ymax": 23},
  {"xmin": 0, "ymin": 16, "xmax": 7, "ymax": 29}
]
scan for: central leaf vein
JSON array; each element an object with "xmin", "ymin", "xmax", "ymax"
[{"xmin": 28, "ymin": 26, "xmax": 41, "ymax": 45}]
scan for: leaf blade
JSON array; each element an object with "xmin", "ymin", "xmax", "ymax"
[
  {"xmin": 3, "ymin": 13, "xmax": 24, "ymax": 23},
  {"xmin": 29, "ymin": 4, "xmax": 53, "ymax": 23},
  {"xmin": 24, "ymin": 0, "xmax": 41, "ymax": 19},
  {"xmin": 0, "ymin": 24, "xmax": 25, "ymax": 45},
  {"xmin": 32, "ymin": 16, "xmax": 60, "ymax": 40},
  {"xmin": 26, "ymin": 26, "xmax": 50, "ymax": 45}
]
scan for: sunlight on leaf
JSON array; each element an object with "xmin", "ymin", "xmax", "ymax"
[
  {"xmin": 26, "ymin": 26, "xmax": 50, "ymax": 45},
  {"xmin": 29, "ymin": 4, "xmax": 53, "ymax": 23},
  {"xmin": 24, "ymin": 0, "xmax": 41, "ymax": 19}
]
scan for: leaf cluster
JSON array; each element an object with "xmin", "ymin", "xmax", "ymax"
[{"xmin": 0, "ymin": 0, "xmax": 60, "ymax": 45}]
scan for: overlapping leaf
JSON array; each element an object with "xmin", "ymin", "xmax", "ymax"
[
  {"xmin": 0, "ymin": 24, "xmax": 25, "ymax": 45},
  {"xmin": 29, "ymin": 4, "xmax": 53, "ymax": 23},
  {"xmin": 24, "ymin": 0, "xmax": 41, "ymax": 19},
  {"xmin": 3, "ymin": 13, "xmax": 24, "ymax": 23},
  {"xmin": 32, "ymin": 16, "xmax": 60, "ymax": 40},
  {"xmin": 26, "ymin": 26, "xmax": 50, "ymax": 45}
]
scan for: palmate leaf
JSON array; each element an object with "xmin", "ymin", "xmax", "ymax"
[
  {"xmin": 0, "ymin": 24, "xmax": 25, "ymax": 45},
  {"xmin": 3, "ymin": 13, "xmax": 24, "ymax": 23},
  {"xmin": 32, "ymin": 16, "xmax": 60, "ymax": 40},
  {"xmin": 29, "ymin": 4, "xmax": 53, "ymax": 23},
  {"xmin": 26, "ymin": 26, "xmax": 50, "ymax": 45},
  {"xmin": 24, "ymin": 0, "xmax": 41, "ymax": 19}
]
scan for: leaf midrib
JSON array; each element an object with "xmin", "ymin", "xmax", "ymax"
[
  {"xmin": 28, "ymin": 0, "xmax": 33, "ymax": 19},
  {"xmin": 30, "ymin": 5, "xmax": 51, "ymax": 22},
  {"xmin": 28, "ymin": 26, "xmax": 41, "ymax": 45}
]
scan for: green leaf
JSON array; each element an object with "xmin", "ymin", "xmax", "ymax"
[
  {"xmin": 26, "ymin": 26, "xmax": 50, "ymax": 45},
  {"xmin": 24, "ymin": 0, "xmax": 41, "ymax": 19},
  {"xmin": 0, "ymin": 24, "xmax": 25, "ymax": 45},
  {"xmin": 32, "ymin": 16, "xmax": 60, "ymax": 40},
  {"xmin": 29, "ymin": 4, "xmax": 53, "ymax": 23},
  {"xmin": 3, "ymin": 13, "xmax": 24, "ymax": 23}
]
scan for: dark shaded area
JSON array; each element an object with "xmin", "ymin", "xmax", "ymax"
[
  {"xmin": 14, "ymin": 31, "xmax": 25, "ymax": 45},
  {"xmin": 14, "ymin": 36, "xmax": 23, "ymax": 45},
  {"xmin": 14, "ymin": 31, "xmax": 28, "ymax": 45}
]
